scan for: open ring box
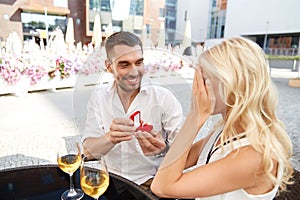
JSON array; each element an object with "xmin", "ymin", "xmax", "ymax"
[{"xmin": 129, "ymin": 111, "xmax": 153, "ymax": 132}]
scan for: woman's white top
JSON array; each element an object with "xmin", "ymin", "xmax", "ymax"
[{"xmin": 196, "ymin": 129, "xmax": 283, "ymax": 200}]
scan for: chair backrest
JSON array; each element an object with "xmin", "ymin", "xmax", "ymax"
[{"xmin": 273, "ymin": 169, "xmax": 300, "ymax": 200}]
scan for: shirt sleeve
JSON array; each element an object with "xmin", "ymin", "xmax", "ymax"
[{"xmin": 81, "ymin": 90, "xmax": 105, "ymax": 142}]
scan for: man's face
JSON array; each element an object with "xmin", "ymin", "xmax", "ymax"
[{"xmin": 106, "ymin": 45, "xmax": 144, "ymax": 93}]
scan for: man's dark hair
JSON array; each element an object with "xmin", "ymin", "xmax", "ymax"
[{"xmin": 105, "ymin": 31, "xmax": 143, "ymax": 60}]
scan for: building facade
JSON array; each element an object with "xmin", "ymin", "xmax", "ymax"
[
  {"xmin": 224, "ymin": 0, "xmax": 300, "ymax": 55},
  {"xmin": 0, "ymin": 0, "xmax": 165, "ymax": 46},
  {"xmin": 1, "ymin": 0, "xmax": 299, "ymax": 55},
  {"xmin": 0, "ymin": 0, "xmax": 70, "ymax": 45},
  {"xmin": 170, "ymin": 0, "xmax": 300, "ymax": 55},
  {"xmin": 207, "ymin": 0, "xmax": 226, "ymax": 39},
  {"xmin": 175, "ymin": 0, "xmax": 209, "ymax": 44}
]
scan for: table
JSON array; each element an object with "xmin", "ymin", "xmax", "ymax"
[{"xmin": 0, "ymin": 164, "xmax": 158, "ymax": 200}]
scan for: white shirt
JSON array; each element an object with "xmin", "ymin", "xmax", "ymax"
[
  {"xmin": 196, "ymin": 129, "xmax": 283, "ymax": 200},
  {"xmin": 82, "ymin": 78, "xmax": 183, "ymax": 184}
]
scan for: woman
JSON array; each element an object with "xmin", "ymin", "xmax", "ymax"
[{"xmin": 151, "ymin": 37, "xmax": 294, "ymax": 199}]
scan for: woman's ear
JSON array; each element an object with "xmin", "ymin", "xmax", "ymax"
[{"xmin": 105, "ymin": 59, "xmax": 113, "ymax": 73}]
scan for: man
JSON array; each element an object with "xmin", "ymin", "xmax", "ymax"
[{"xmin": 82, "ymin": 31, "xmax": 183, "ymax": 189}]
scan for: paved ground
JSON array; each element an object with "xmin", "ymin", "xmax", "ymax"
[{"xmin": 0, "ymin": 68, "xmax": 299, "ymax": 172}]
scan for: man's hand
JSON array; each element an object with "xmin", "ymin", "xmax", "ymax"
[
  {"xmin": 106, "ymin": 118, "xmax": 136, "ymax": 144},
  {"xmin": 135, "ymin": 131, "xmax": 167, "ymax": 156}
]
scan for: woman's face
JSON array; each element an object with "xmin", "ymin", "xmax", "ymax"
[{"xmin": 201, "ymin": 66, "xmax": 226, "ymax": 116}]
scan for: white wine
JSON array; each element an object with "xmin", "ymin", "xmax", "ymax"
[
  {"xmin": 80, "ymin": 170, "xmax": 109, "ymax": 199},
  {"xmin": 57, "ymin": 154, "xmax": 81, "ymax": 174}
]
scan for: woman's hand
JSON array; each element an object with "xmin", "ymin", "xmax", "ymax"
[{"xmin": 190, "ymin": 68, "xmax": 216, "ymax": 128}]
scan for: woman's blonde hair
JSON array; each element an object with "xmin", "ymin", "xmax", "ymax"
[{"xmin": 197, "ymin": 37, "xmax": 293, "ymax": 192}]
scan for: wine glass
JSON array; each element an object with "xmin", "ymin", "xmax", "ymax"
[
  {"xmin": 57, "ymin": 141, "xmax": 84, "ymax": 200},
  {"xmin": 80, "ymin": 155, "xmax": 109, "ymax": 200}
]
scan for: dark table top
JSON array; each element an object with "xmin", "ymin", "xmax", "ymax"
[{"xmin": 0, "ymin": 164, "xmax": 159, "ymax": 200}]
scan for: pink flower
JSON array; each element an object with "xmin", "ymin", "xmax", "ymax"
[
  {"xmin": 0, "ymin": 57, "xmax": 22, "ymax": 85},
  {"xmin": 24, "ymin": 65, "xmax": 47, "ymax": 86}
]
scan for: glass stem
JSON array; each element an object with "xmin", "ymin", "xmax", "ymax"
[{"xmin": 69, "ymin": 172, "xmax": 75, "ymax": 192}]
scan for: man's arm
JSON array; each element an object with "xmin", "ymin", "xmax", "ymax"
[
  {"xmin": 83, "ymin": 118, "xmax": 136, "ymax": 157},
  {"xmin": 83, "ymin": 135, "xmax": 115, "ymax": 157}
]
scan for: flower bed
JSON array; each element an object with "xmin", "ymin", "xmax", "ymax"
[
  {"xmin": 0, "ymin": 49, "xmax": 106, "ymax": 95},
  {"xmin": 0, "ymin": 47, "xmax": 192, "ymax": 95}
]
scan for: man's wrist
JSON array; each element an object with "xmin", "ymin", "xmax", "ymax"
[{"xmin": 154, "ymin": 144, "xmax": 170, "ymax": 158}]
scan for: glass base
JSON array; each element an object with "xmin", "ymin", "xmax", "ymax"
[{"xmin": 61, "ymin": 188, "xmax": 84, "ymax": 200}]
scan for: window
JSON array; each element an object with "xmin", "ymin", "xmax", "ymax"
[
  {"xmin": 89, "ymin": 0, "xmax": 101, "ymax": 11},
  {"xmin": 101, "ymin": 0, "xmax": 111, "ymax": 11},
  {"xmin": 21, "ymin": 12, "xmax": 67, "ymax": 34},
  {"xmin": 166, "ymin": 0, "xmax": 177, "ymax": 6},
  {"xmin": 129, "ymin": 0, "xmax": 144, "ymax": 16},
  {"xmin": 166, "ymin": 20, "xmax": 176, "ymax": 30},
  {"xmin": 159, "ymin": 8, "xmax": 165, "ymax": 18},
  {"xmin": 146, "ymin": 24, "xmax": 151, "ymax": 34},
  {"xmin": 165, "ymin": 5, "xmax": 176, "ymax": 17},
  {"xmin": 54, "ymin": 0, "xmax": 68, "ymax": 8},
  {"xmin": 21, "ymin": 12, "xmax": 67, "ymax": 45}
]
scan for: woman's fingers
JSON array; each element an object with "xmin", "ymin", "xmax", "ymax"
[
  {"xmin": 191, "ymin": 68, "xmax": 215, "ymax": 116},
  {"xmin": 205, "ymin": 79, "xmax": 216, "ymax": 114}
]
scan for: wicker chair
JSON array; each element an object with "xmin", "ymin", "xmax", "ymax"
[{"xmin": 273, "ymin": 169, "xmax": 300, "ymax": 200}]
